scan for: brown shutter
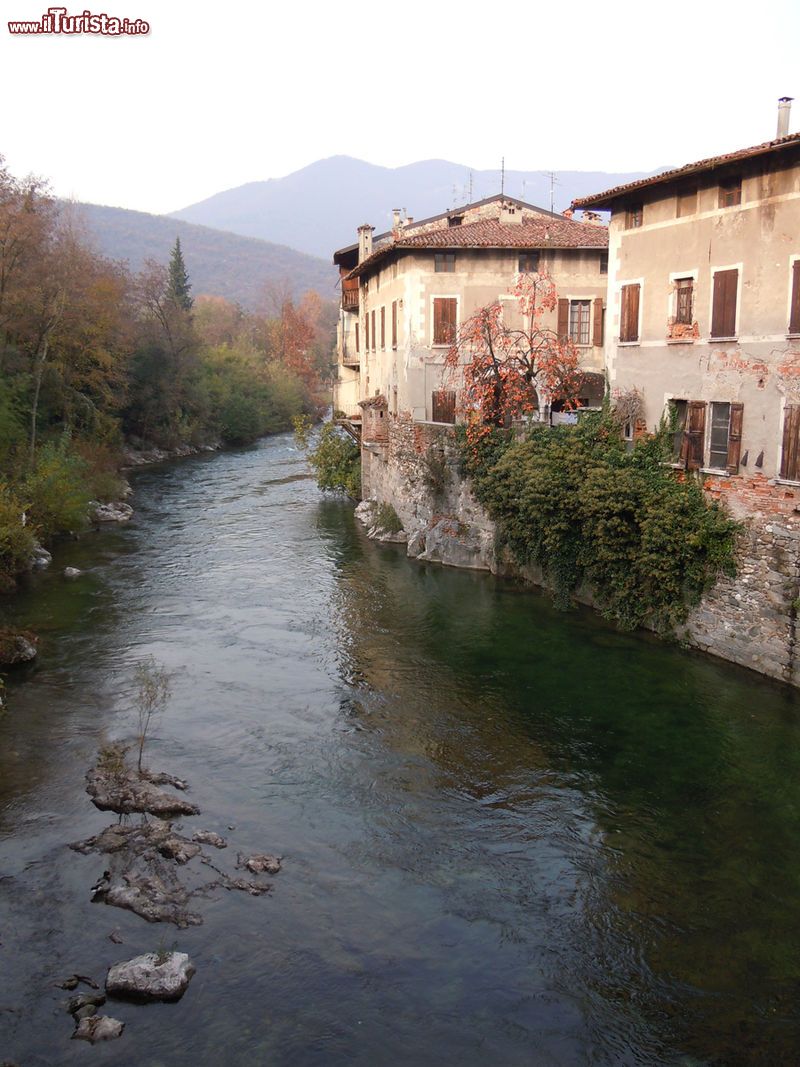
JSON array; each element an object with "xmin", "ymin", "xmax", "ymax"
[
  {"xmin": 781, "ymin": 405, "xmax": 800, "ymax": 480},
  {"xmin": 790, "ymin": 262, "xmax": 800, "ymax": 334},
  {"xmin": 593, "ymin": 298, "xmax": 604, "ymax": 346},
  {"xmin": 380, "ymin": 306, "xmax": 385, "ymax": 349},
  {"xmin": 726, "ymin": 402, "xmax": 744, "ymax": 473},
  {"xmin": 445, "ymin": 298, "xmax": 457, "ymax": 341},
  {"xmin": 355, "ymin": 322, "xmax": 359, "ymax": 353},
  {"xmin": 392, "ymin": 301, "xmax": 397, "ymax": 348},
  {"xmin": 432, "ymin": 389, "xmax": 456, "ymax": 424},
  {"xmin": 364, "ymin": 314, "xmax": 369, "ymax": 351},
  {"xmin": 371, "ymin": 310, "xmax": 376, "ymax": 350},
  {"xmin": 433, "ymin": 299, "xmax": 443, "ymax": 344},
  {"xmin": 620, "ymin": 284, "xmax": 640, "ymax": 342},
  {"xmin": 685, "ymin": 401, "xmax": 706, "ymax": 470},
  {"xmin": 711, "ymin": 269, "xmax": 738, "ymax": 338},
  {"xmin": 557, "ymin": 299, "xmax": 569, "ymax": 339},
  {"xmin": 434, "ymin": 298, "xmax": 457, "ymax": 344}
]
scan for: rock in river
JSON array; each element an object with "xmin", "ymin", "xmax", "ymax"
[
  {"xmin": 72, "ymin": 1015, "xmax": 125, "ymax": 1043},
  {"xmin": 106, "ymin": 951, "xmax": 195, "ymax": 1002},
  {"xmin": 0, "ymin": 628, "xmax": 38, "ymax": 665},
  {"xmin": 90, "ymin": 501, "xmax": 133, "ymax": 524},
  {"xmin": 85, "ymin": 764, "xmax": 199, "ymax": 817}
]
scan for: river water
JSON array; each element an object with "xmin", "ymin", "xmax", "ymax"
[{"xmin": 2, "ymin": 434, "xmax": 800, "ymax": 1065}]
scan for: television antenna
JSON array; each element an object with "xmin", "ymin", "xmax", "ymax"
[{"xmin": 540, "ymin": 170, "xmax": 560, "ymax": 213}]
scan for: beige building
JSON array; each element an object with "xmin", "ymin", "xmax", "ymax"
[
  {"xmin": 332, "ymin": 195, "xmax": 609, "ymax": 429},
  {"xmin": 574, "ymin": 103, "xmax": 800, "ymax": 497}
]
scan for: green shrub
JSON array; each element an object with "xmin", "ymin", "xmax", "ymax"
[
  {"xmin": 375, "ymin": 502, "xmax": 402, "ymax": 534},
  {"xmin": 25, "ymin": 440, "xmax": 91, "ymax": 539},
  {"xmin": 462, "ymin": 411, "xmax": 740, "ymax": 631},
  {"xmin": 307, "ymin": 422, "xmax": 361, "ymax": 498},
  {"xmin": 0, "ymin": 484, "xmax": 35, "ymax": 590}
]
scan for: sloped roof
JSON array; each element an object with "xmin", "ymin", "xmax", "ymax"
[
  {"xmin": 346, "ymin": 215, "xmax": 607, "ymax": 279},
  {"xmin": 572, "ymin": 131, "xmax": 800, "ymax": 209}
]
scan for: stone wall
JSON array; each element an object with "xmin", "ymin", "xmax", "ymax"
[{"xmin": 359, "ymin": 414, "xmax": 800, "ymax": 688}]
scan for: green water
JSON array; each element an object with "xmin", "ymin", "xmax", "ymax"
[{"xmin": 1, "ymin": 434, "xmax": 799, "ymax": 1065}]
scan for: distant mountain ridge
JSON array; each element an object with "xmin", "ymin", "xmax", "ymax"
[
  {"xmin": 73, "ymin": 202, "xmax": 336, "ymax": 309},
  {"xmin": 169, "ymin": 156, "xmax": 665, "ymax": 259}
]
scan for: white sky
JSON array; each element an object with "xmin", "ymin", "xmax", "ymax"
[{"xmin": 1, "ymin": 0, "xmax": 797, "ymax": 215}]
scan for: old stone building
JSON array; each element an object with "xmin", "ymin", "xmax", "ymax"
[
  {"xmin": 573, "ymin": 100, "xmax": 800, "ymax": 517},
  {"xmin": 332, "ymin": 194, "xmax": 609, "ymax": 431}
]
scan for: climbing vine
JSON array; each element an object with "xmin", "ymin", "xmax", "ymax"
[{"xmin": 458, "ymin": 411, "xmax": 740, "ymax": 631}]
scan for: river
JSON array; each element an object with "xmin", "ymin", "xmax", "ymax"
[{"xmin": 1, "ymin": 433, "xmax": 800, "ymax": 1065}]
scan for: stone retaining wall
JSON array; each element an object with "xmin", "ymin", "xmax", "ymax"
[{"xmin": 359, "ymin": 414, "xmax": 800, "ymax": 688}]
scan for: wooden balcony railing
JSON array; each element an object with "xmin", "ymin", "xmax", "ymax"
[{"xmin": 341, "ymin": 278, "xmax": 359, "ymax": 312}]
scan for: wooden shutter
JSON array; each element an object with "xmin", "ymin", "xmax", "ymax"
[
  {"xmin": 432, "ymin": 389, "xmax": 456, "ymax": 424},
  {"xmin": 711, "ymin": 269, "xmax": 738, "ymax": 338},
  {"xmin": 364, "ymin": 314, "xmax": 369, "ymax": 351},
  {"xmin": 593, "ymin": 298, "xmax": 604, "ymax": 346},
  {"xmin": 557, "ymin": 299, "xmax": 569, "ymax": 339},
  {"xmin": 781, "ymin": 405, "xmax": 800, "ymax": 480},
  {"xmin": 380, "ymin": 306, "xmax": 385, "ymax": 349},
  {"xmin": 726, "ymin": 402, "xmax": 744, "ymax": 473},
  {"xmin": 371, "ymin": 310, "xmax": 376, "ymax": 351},
  {"xmin": 433, "ymin": 298, "xmax": 457, "ymax": 345},
  {"xmin": 685, "ymin": 401, "xmax": 706, "ymax": 470},
  {"xmin": 620, "ymin": 284, "xmax": 640, "ymax": 342},
  {"xmin": 790, "ymin": 262, "xmax": 800, "ymax": 334},
  {"xmin": 355, "ymin": 322, "xmax": 359, "ymax": 353},
  {"xmin": 392, "ymin": 301, "xmax": 397, "ymax": 348}
]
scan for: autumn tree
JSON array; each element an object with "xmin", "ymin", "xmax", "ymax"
[{"xmin": 444, "ymin": 271, "xmax": 582, "ymax": 444}]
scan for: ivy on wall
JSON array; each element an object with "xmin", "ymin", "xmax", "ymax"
[{"xmin": 458, "ymin": 412, "xmax": 740, "ymax": 631}]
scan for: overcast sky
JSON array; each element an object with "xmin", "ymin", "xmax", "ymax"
[{"xmin": 1, "ymin": 0, "xmax": 797, "ymax": 216}]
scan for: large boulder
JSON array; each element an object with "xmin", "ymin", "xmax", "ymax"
[
  {"xmin": 90, "ymin": 501, "xmax": 133, "ymax": 524},
  {"xmin": 72, "ymin": 1015, "xmax": 124, "ymax": 1042},
  {"xmin": 106, "ymin": 952, "xmax": 195, "ymax": 1002}
]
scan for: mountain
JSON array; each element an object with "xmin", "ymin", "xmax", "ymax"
[
  {"xmin": 169, "ymin": 156, "xmax": 663, "ymax": 259},
  {"xmin": 73, "ymin": 202, "xmax": 336, "ymax": 309}
]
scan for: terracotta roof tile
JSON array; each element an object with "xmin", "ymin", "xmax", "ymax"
[
  {"xmin": 572, "ymin": 132, "xmax": 800, "ymax": 209},
  {"xmin": 347, "ymin": 215, "xmax": 607, "ymax": 279}
]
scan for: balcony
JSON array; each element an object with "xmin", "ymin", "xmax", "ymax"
[
  {"xmin": 341, "ymin": 278, "xmax": 359, "ymax": 312},
  {"xmin": 342, "ymin": 352, "xmax": 360, "ymax": 367}
]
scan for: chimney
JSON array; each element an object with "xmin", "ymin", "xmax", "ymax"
[
  {"xmin": 777, "ymin": 96, "xmax": 793, "ymax": 138},
  {"xmin": 392, "ymin": 208, "xmax": 402, "ymax": 231},
  {"xmin": 357, "ymin": 224, "xmax": 374, "ymax": 264},
  {"xmin": 405, "ymin": 216, "xmax": 414, "ymax": 227}
]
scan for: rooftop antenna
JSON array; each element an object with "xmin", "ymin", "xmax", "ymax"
[
  {"xmin": 541, "ymin": 170, "xmax": 560, "ymax": 213},
  {"xmin": 468, "ymin": 170, "xmax": 473, "ymax": 203},
  {"xmin": 500, "ymin": 157, "xmax": 505, "ymax": 197}
]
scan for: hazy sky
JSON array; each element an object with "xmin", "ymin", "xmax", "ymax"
[{"xmin": 1, "ymin": 0, "xmax": 797, "ymax": 215}]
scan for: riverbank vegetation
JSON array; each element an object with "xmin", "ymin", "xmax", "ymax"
[
  {"xmin": 0, "ymin": 157, "xmax": 333, "ymax": 591},
  {"xmin": 294, "ymin": 416, "xmax": 361, "ymax": 498},
  {"xmin": 459, "ymin": 410, "xmax": 740, "ymax": 631}
]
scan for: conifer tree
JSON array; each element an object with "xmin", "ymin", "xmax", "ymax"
[{"xmin": 167, "ymin": 236, "xmax": 193, "ymax": 310}]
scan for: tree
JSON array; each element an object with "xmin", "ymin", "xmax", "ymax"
[
  {"xmin": 444, "ymin": 272, "xmax": 582, "ymax": 445},
  {"xmin": 167, "ymin": 237, "xmax": 193, "ymax": 311}
]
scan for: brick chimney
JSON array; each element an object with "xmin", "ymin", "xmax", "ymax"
[{"xmin": 357, "ymin": 224, "xmax": 374, "ymax": 264}]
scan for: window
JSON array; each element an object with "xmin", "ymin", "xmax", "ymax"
[
  {"xmin": 674, "ymin": 277, "xmax": 694, "ymax": 325},
  {"xmin": 433, "ymin": 297, "xmax": 457, "ymax": 345},
  {"xmin": 675, "ymin": 400, "xmax": 743, "ymax": 471},
  {"xmin": 371, "ymin": 309, "xmax": 376, "ymax": 351},
  {"xmin": 677, "ymin": 187, "xmax": 697, "ymax": 217},
  {"xmin": 599, "ymin": 253, "xmax": 608, "ymax": 275},
  {"xmin": 625, "ymin": 204, "xmax": 643, "ymax": 229},
  {"xmin": 364, "ymin": 314, "xmax": 369, "ymax": 351},
  {"xmin": 392, "ymin": 301, "xmax": 398, "ymax": 349},
  {"xmin": 781, "ymin": 405, "xmax": 800, "ymax": 480},
  {"xmin": 719, "ymin": 177, "xmax": 742, "ymax": 208},
  {"xmin": 711, "ymin": 268, "xmax": 738, "ymax": 338},
  {"xmin": 355, "ymin": 322, "xmax": 360, "ymax": 353},
  {"xmin": 790, "ymin": 261, "xmax": 800, "ymax": 335},
  {"xmin": 569, "ymin": 300, "xmax": 591, "ymax": 345},
  {"xmin": 447, "ymin": 214, "xmax": 464, "ymax": 227},
  {"xmin": 518, "ymin": 252, "xmax": 540, "ymax": 273},
  {"xmin": 619, "ymin": 283, "xmax": 640, "ymax": 342},
  {"xmin": 435, "ymin": 253, "xmax": 455, "ymax": 273},
  {"xmin": 380, "ymin": 307, "xmax": 385, "ymax": 349},
  {"xmin": 431, "ymin": 389, "xmax": 456, "ymax": 424}
]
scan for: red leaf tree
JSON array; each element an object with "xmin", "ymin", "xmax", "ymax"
[{"xmin": 444, "ymin": 272, "xmax": 582, "ymax": 443}]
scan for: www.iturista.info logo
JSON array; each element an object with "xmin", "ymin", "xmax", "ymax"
[{"xmin": 8, "ymin": 6, "xmax": 149, "ymax": 34}]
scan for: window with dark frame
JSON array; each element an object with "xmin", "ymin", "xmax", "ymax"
[
  {"xmin": 599, "ymin": 253, "xmax": 608, "ymax": 275},
  {"xmin": 518, "ymin": 252, "xmax": 540, "ymax": 273},
  {"xmin": 364, "ymin": 314, "xmax": 369, "ymax": 351},
  {"xmin": 718, "ymin": 177, "xmax": 742, "ymax": 208},
  {"xmin": 675, "ymin": 277, "xmax": 694, "ymax": 325},
  {"xmin": 434, "ymin": 253, "xmax": 456, "ymax": 273},
  {"xmin": 789, "ymin": 261, "xmax": 800, "ymax": 335},
  {"xmin": 392, "ymin": 301, "xmax": 397, "ymax": 349},
  {"xmin": 708, "ymin": 402, "xmax": 732, "ymax": 469},
  {"xmin": 355, "ymin": 322, "xmax": 359, "ymax": 353},
  {"xmin": 619, "ymin": 283, "xmax": 641, "ymax": 342},
  {"xmin": 626, "ymin": 204, "xmax": 643, "ymax": 229},
  {"xmin": 432, "ymin": 297, "xmax": 457, "ymax": 345},
  {"xmin": 711, "ymin": 268, "xmax": 738, "ymax": 338},
  {"xmin": 380, "ymin": 306, "xmax": 385, "ymax": 349},
  {"xmin": 675, "ymin": 399, "xmax": 743, "ymax": 472},
  {"xmin": 568, "ymin": 300, "xmax": 591, "ymax": 345}
]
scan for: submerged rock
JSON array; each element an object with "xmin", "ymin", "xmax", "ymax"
[
  {"xmin": 106, "ymin": 951, "xmax": 195, "ymax": 1002},
  {"xmin": 72, "ymin": 1014, "xmax": 124, "ymax": 1042},
  {"xmin": 64, "ymin": 567, "xmax": 82, "ymax": 578},
  {"xmin": 30, "ymin": 543, "xmax": 52, "ymax": 569},
  {"xmin": 237, "ymin": 853, "xmax": 282, "ymax": 875},
  {"xmin": 105, "ymin": 870, "xmax": 202, "ymax": 928},
  {"xmin": 90, "ymin": 501, "xmax": 134, "ymax": 524},
  {"xmin": 0, "ymin": 628, "xmax": 38, "ymax": 665},
  {"xmin": 67, "ymin": 992, "xmax": 106, "ymax": 1015},
  {"xmin": 85, "ymin": 765, "xmax": 199, "ymax": 817},
  {"xmin": 192, "ymin": 830, "xmax": 227, "ymax": 849}
]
